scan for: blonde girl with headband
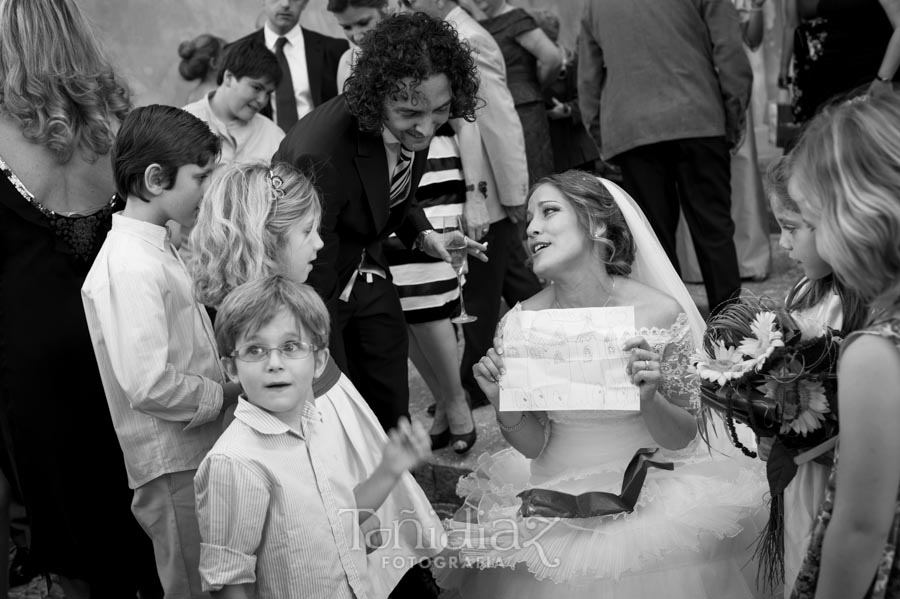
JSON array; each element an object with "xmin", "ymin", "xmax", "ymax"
[
  {"xmin": 192, "ymin": 161, "xmax": 323, "ymax": 307},
  {"xmin": 190, "ymin": 161, "xmax": 444, "ymax": 597},
  {"xmin": 787, "ymin": 93, "xmax": 900, "ymax": 599}
]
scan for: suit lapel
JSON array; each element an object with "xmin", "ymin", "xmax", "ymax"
[
  {"xmin": 354, "ymin": 131, "xmax": 390, "ymax": 232},
  {"xmin": 408, "ymin": 148, "xmax": 428, "ymax": 203},
  {"xmin": 303, "ymin": 28, "xmax": 324, "ymax": 106}
]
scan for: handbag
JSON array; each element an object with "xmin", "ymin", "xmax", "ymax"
[{"xmin": 769, "ymin": 89, "xmax": 801, "ymax": 149}]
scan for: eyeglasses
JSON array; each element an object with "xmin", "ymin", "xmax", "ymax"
[{"xmin": 230, "ymin": 341, "xmax": 318, "ymax": 362}]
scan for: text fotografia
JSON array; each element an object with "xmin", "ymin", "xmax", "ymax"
[
  {"xmin": 338, "ymin": 509, "xmax": 563, "ymax": 569},
  {"xmin": 384, "ymin": 554, "xmax": 512, "ymax": 570}
]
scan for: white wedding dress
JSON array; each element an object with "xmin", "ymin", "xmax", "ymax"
[
  {"xmin": 435, "ymin": 179, "xmax": 774, "ymax": 598},
  {"xmin": 435, "ymin": 308, "xmax": 769, "ymax": 598}
]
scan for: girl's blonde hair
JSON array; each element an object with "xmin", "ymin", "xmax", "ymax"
[
  {"xmin": 790, "ymin": 94, "xmax": 900, "ymax": 320},
  {"xmin": 0, "ymin": 0, "xmax": 131, "ymax": 163},
  {"xmin": 191, "ymin": 161, "xmax": 321, "ymax": 308},
  {"xmin": 765, "ymin": 155, "xmax": 798, "ymax": 213}
]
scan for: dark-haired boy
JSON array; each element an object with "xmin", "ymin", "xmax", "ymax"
[
  {"xmin": 82, "ymin": 104, "xmax": 241, "ymax": 598},
  {"xmin": 183, "ymin": 36, "xmax": 285, "ymax": 167}
]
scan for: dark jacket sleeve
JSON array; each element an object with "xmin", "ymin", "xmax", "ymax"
[{"xmin": 577, "ymin": 2, "xmax": 606, "ymax": 153}]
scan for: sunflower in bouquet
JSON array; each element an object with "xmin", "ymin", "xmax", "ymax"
[{"xmin": 690, "ymin": 296, "xmax": 842, "ymax": 587}]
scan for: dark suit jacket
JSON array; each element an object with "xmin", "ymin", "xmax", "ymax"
[
  {"xmin": 273, "ymin": 96, "xmax": 430, "ymax": 324},
  {"xmin": 236, "ymin": 27, "xmax": 348, "ymax": 119}
]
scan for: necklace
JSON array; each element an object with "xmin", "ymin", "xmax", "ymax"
[{"xmin": 554, "ymin": 277, "xmax": 617, "ymax": 310}]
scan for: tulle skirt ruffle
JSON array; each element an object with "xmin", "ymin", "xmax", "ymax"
[{"xmin": 435, "ymin": 438, "xmax": 771, "ymax": 599}]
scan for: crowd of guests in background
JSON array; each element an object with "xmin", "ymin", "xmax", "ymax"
[{"xmin": 1, "ymin": 0, "xmax": 900, "ymax": 597}]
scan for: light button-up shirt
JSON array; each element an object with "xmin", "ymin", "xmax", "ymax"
[
  {"xmin": 195, "ymin": 398, "xmax": 368, "ymax": 598},
  {"xmin": 82, "ymin": 213, "xmax": 225, "ymax": 488},
  {"xmin": 182, "ymin": 93, "xmax": 285, "ymax": 169}
]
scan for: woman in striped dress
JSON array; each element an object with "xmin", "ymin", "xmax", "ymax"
[{"xmin": 383, "ymin": 123, "xmax": 477, "ymax": 454}]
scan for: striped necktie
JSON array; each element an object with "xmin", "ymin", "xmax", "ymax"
[{"xmin": 389, "ymin": 146, "xmax": 414, "ymax": 208}]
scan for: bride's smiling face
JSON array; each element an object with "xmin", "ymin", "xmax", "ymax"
[{"xmin": 527, "ymin": 183, "xmax": 592, "ymax": 278}]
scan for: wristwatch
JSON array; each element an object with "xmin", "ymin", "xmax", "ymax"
[{"xmin": 416, "ymin": 229, "xmax": 436, "ymax": 251}]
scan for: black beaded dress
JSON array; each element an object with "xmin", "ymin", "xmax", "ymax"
[
  {"xmin": 0, "ymin": 156, "xmax": 158, "ymax": 595},
  {"xmin": 791, "ymin": 0, "xmax": 893, "ymax": 122}
]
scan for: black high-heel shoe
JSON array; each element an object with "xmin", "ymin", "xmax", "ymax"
[
  {"xmin": 430, "ymin": 427, "xmax": 450, "ymax": 450},
  {"xmin": 450, "ymin": 427, "xmax": 477, "ymax": 454}
]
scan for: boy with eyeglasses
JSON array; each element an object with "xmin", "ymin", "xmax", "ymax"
[{"xmin": 195, "ymin": 275, "xmax": 433, "ymax": 598}]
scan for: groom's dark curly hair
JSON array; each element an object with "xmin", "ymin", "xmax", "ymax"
[{"xmin": 343, "ymin": 12, "xmax": 480, "ymax": 133}]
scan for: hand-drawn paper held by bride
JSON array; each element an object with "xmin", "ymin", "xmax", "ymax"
[{"xmin": 500, "ymin": 307, "xmax": 639, "ymax": 411}]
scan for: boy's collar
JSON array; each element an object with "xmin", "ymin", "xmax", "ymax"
[
  {"xmin": 111, "ymin": 212, "xmax": 170, "ymax": 249},
  {"xmin": 234, "ymin": 396, "xmax": 322, "ymax": 439}
]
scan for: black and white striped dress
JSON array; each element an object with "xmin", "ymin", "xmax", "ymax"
[{"xmin": 383, "ymin": 125, "xmax": 464, "ymax": 324}]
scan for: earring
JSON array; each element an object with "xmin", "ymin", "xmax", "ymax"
[{"xmin": 590, "ymin": 230, "xmax": 604, "ymax": 241}]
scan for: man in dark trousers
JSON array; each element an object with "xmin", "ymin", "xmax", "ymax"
[
  {"xmin": 237, "ymin": 0, "xmax": 347, "ymax": 131},
  {"xmin": 578, "ymin": 0, "xmax": 752, "ymax": 314},
  {"xmin": 274, "ymin": 12, "xmax": 485, "ymax": 432}
]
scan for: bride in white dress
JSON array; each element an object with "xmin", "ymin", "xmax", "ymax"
[{"xmin": 435, "ymin": 171, "xmax": 769, "ymax": 598}]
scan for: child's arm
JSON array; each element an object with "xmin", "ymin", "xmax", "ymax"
[
  {"xmin": 195, "ymin": 454, "xmax": 269, "ymax": 594},
  {"xmin": 813, "ymin": 335, "xmax": 900, "ymax": 598},
  {"xmin": 353, "ymin": 418, "xmax": 430, "ymax": 524},
  {"xmin": 94, "ymin": 264, "xmax": 225, "ymax": 428}
]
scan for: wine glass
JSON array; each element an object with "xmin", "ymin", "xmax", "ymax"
[{"xmin": 441, "ymin": 215, "xmax": 477, "ymax": 324}]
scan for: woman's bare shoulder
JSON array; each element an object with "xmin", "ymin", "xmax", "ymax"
[
  {"xmin": 620, "ymin": 278, "xmax": 684, "ymax": 330},
  {"xmin": 519, "ymin": 286, "xmax": 554, "ymax": 311},
  {"xmin": 0, "ymin": 115, "xmax": 116, "ymax": 213}
]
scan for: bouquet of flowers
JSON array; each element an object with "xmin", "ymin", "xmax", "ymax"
[{"xmin": 691, "ymin": 296, "xmax": 842, "ymax": 587}]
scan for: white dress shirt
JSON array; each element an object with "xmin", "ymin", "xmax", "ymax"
[
  {"xmin": 82, "ymin": 213, "xmax": 225, "ymax": 488},
  {"xmin": 264, "ymin": 23, "xmax": 313, "ymax": 121}
]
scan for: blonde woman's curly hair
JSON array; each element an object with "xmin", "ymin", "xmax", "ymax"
[
  {"xmin": 0, "ymin": 0, "xmax": 131, "ymax": 163},
  {"xmin": 191, "ymin": 161, "xmax": 321, "ymax": 308}
]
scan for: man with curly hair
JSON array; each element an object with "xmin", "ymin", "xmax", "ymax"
[{"xmin": 274, "ymin": 12, "xmax": 485, "ymax": 435}]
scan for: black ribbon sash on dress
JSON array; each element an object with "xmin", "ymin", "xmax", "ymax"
[{"xmin": 517, "ymin": 448, "xmax": 674, "ymax": 519}]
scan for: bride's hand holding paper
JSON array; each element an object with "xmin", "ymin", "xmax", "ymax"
[
  {"xmin": 623, "ymin": 336, "xmax": 663, "ymax": 404},
  {"xmin": 472, "ymin": 337, "xmax": 505, "ymax": 409}
]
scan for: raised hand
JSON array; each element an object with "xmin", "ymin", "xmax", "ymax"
[{"xmin": 382, "ymin": 417, "xmax": 432, "ymax": 475}]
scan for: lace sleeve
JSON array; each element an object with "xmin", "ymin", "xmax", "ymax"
[{"xmin": 655, "ymin": 316, "xmax": 701, "ymax": 415}]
